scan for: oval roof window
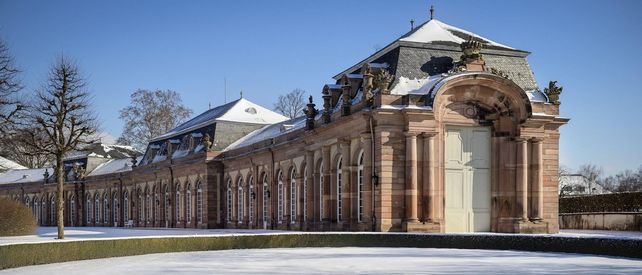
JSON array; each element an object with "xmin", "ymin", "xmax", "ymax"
[{"xmin": 245, "ymin": 107, "xmax": 257, "ymax": 114}]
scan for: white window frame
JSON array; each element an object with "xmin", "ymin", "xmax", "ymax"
[
  {"xmin": 303, "ymin": 168, "xmax": 307, "ymax": 222},
  {"xmin": 113, "ymin": 192, "xmax": 119, "ymax": 226},
  {"xmin": 226, "ymin": 180, "xmax": 232, "ymax": 223},
  {"xmin": 86, "ymin": 194, "xmax": 92, "ymax": 224},
  {"xmin": 186, "ymin": 185, "xmax": 192, "ymax": 224},
  {"xmin": 197, "ymin": 183, "xmax": 203, "ymax": 224},
  {"xmin": 124, "ymin": 192, "xmax": 129, "ymax": 222},
  {"xmin": 248, "ymin": 177, "xmax": 254, "ymax": 224},
  {"xmin": 290, "ymin": 169, "xmax": 297, "ymax": 224},
  {"xmin": 104, "ymin": 193, "xmax": 109, "ymax": 225},
  {"xmin": 319, "ymin": 164, "xmax": 324, "ymax": 222},
  {"xmin": 237, "ymin": 179, "xmax": 244, "ymax": 224},
  {"xmin": 175, "ymin": 186, "xmax": 181, "ymax": 224},
  {"xmin": 277, "ymin": 171, "xmax": 284, "ymax": 224},
  {"xmin": 262, "ymin": 176, "xmax": 268, "ymax": 225}
]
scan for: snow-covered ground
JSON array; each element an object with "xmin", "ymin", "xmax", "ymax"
[
  {"xmin": 2, "ymin": 227, "xmax": 642, "ymax": 246},
  {"xmin": 3, "ymin": 247, "xmax": 642, "ymax": 274}
]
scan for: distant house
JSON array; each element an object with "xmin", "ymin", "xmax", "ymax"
[
  {"xmin": 0, "ymin": 156, "xmax": 26, "ymax": 173},
  {"xmin": 559, "ymin": 174, "xmax": 609, "ymax": 196}
]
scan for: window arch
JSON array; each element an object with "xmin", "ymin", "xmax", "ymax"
[
  {"xmin": 186, "ymin": 183, "xmax": 192, "ymax": 224},
  {"xmin": 290, "ymin": 168, "xmax": 297, "ymax": 224},
  {"xmin": 336, "ymin": 156, "xmax": 343, "ymax": 222},
  {"xmin": 104, "ymin": 193, "xmax": 109, "ymax": 225},
  {"xmin": 123, "ymin": 191, "xmax": 129, "ymax": 222},
  {"xmin": 226, "ymin": 179, "xmax": 232, "ymax": 223},
  {"xmin": 277, "ymin": 170, "xmax": 284, "ymax": 224},
  {"xmin": 197, "ymin": 182, "xmax": 203, "ymax": 224},
  {"xmin": 86, "ymin": 193, "xmax": 92, "ymax": 224},
  {"xmin": 248, "ymin": 176, "xmax": 254, "ymax": 224},
  {"xmin": 237, "ymin": 178, "xmax": 243, "ymax": 224},
  {"xmin": 113, "ymin": 191, "xmax": 119, "ymax": 226},
  {"xmin": 175, "ymin": 184, "xmax": 181, "ymax": 224},
  {"xmin": 357, "ymin": 150, "xmax": 364, "ymax": 222}
]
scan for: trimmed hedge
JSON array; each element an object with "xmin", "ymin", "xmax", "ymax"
[
  {"xmin": 2, "ymin": 234, "xmax": 642, "ymax": 270},
  {"xmin": 560, "ymin": 192, "xmax": 642, "ymax": 213},
  {"xmin": 0, "ymin": 198, "xmax": 36, "ymax": 236}
]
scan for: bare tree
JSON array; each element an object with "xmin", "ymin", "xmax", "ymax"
[
  {"xmin": 577, "ymin": 164, "xmax": 603, "ymax": 195},
  {"xmin": 0, "ymin": 129, "xmax": 53, "ymax": 168},
  {"xmin": 273, "ymin": 89, "xmax": 306, "ymax": 119},
  {"xmin": 0, "ymin": 39, "xmax": 23, "ymax": 135},
  {"xmin": 118, "ymin": 89, "xmax": 193, "ymax": 150},
  {"xmin": 20, "ymin": 56, "xmax": 98, "ymax": 239}
]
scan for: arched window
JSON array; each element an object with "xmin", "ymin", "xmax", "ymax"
[
  {"xmin": 146, "ymin": 189, "xmax": 151, "ymax": 223},
  {"xmin": 277, "ymin": 171, "xmax": 284, "ymax": 224},
  {"xmin": 262, "ymin": 175, "xmax": 268, "ymax": 225},
  {"xmin": 138, "ymin": 189, "xmax": 144, "ymax": 223},
  {"xmin": 290, "ymin": 169, "xmax": 297, "ymax": 224},
  {"xmin": 319, "ymin": 163, "xmax": 324, "ymax": 222},
  {"xmin": 41, "ymin": 197, "xmax": 46, "ymax": 225},
  {"xmin": 86, "ymin": 194, "xmax": 92, "ymax": 224},
  {"xmin": 357, "ymin": 151, "xmax": 364, "ymax": 222},
  {"xmin": 34, "ymin": 199, "xmax": 39, "ymax": 224},
  {"xmin": 70, "ymin": 196, "xmax": 75, "ymax": 226},
  {"xmin": 197, "ymin": 183, "xmax": 203, "ymax": 224},
  {"xmin": 123, "ymin": 191, "xmax": 129, "ymax": 222},
  {"xmin": 95, "ymin": 193, "xmax": 101, "ymax": 225},
  {"xmin": 186, "ymin": 184, "xmax": 192, "ymax": 224},
  {"xmin": 248, "ymin": 177, "xmax": 254, "ymax": 224},
  {"xmin": 303, "ymin": 168, "xmax": 307, "ymax": 222},
  {"xmin": 237, "ymin": 179, "xmax": 243, "ymax": 224},
  {"xmin": 104, "ymin": 193, "xmax": 109, "ymax": 225},
  {"xmin": 175, "ymin": 185, "xmax": 181, "ymax": 224},
  {"xmin": 153, "ymin": 186, "xmax": 159, "ymax": 224},
  {"xmin": 226, "ymin": 179, "xmax": 232, "ymax": 223},
  {"xmin": 337, "ymin": 157, "xmax": 343, "ymax": 222},
  {"xmin": 51, "ymin": 196, "xmax": 56, "ymax": 224},
  {"xmin": 113, "ymin": 192, "xmax": 119, "ymax": 226},
  {"xmin": 164, "ymin": 185, "xmax": 170, "ymax": 226}
]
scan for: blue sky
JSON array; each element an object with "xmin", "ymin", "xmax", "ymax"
[{"xmin": 0, "ymin": 0, "xmax": 640, "ymax": 174}]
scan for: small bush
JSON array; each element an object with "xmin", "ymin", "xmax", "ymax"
[{"xmin": 0, "ymin": 197, "xmax": 37, "ymax": 236}]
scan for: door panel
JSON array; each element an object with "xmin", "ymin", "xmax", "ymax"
[{"xmin": 445, "ymin": 126, "xmax": 491, "ymax": 232}]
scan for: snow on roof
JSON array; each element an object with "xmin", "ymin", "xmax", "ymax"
[
  {"xmin": 65, "ymin": 143, "xmax": 141, "ymax": 160},
  {"xmin": 0, "ymin": 156, "xmax": 26, "ymax": 171},
  {"xmin": 224, "ymin": 116, "xmax": 306, "ymax": 152},
  {"xmin": 0, "ymin": 167, "xmax": 50, "ymax": 184},
  {"xmin": 88, "ymin": 156, "xmax": 143, "ymax": 177},
  {"xmin": 400, "ymin": 19, "xmax": 514, "ymax": 49},
  {"xmin": 152, "ymin": 98, "xmax": 288, "ymax": 142},
  {"xmin": 389, "ymin": 75, "xmax": 445, "ymax": 95}
]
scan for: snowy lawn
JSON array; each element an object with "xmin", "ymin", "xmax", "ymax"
[
  {"xmin": 2, "ymin": 247, "xmax": 642, "ymax": 274},
  {"xmin": 2, "ymin": 227, "xmax": 642, "ymax": 246}
]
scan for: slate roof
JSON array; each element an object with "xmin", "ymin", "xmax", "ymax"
[
  {"xmin": 151, "ymin": 98, "xmax": 288, "ymax": 142},
  {"xmin": 334, "ymin": 19, "xmax": 538, "ymax": 91},
  {"xmin": 0, "ymin": 156, "xmax": 26, "ymax": 171},
  {"xmin": 0, "ymin": 167, "xmax": 50, "ymax": 184}
]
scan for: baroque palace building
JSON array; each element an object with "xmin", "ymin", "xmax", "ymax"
[{"xmin": 0, "ymin": 16, "xmax": 568, "ymax": 233}]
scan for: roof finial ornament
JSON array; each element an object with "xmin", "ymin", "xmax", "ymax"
[
  {"xmin": 430, "ymin": 5, "xmax": 435, "ymax": 20},
  {"xmin": 240, "ymin": 90, "xmax": 243, "ymax": 98},
  {"xmin": 410, "ymin": 19, "xmax": 415, "ymax": 30}
]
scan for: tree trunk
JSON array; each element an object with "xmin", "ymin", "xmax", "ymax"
[{"xmin": 56, "ymin": 155, "xmax": 65, "ymax": 239}]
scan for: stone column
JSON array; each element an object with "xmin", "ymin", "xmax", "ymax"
[
  {"xmin": 405, "ymin": 132, "xmax": 418, "ymax": 222},
  {"xmin": 531, "ymin": 138, "xmax": 544, "ymax": 222},
  {"xmin": 305, "ymin": 150, "xmax": 314, "ymax": 225},
  {"xmin": 360, "ymin": 133, "xmax": 372, "ymax": 224},
  {"xmin": 421, "ymin": 132, "xmax": 436, "ymax": 222},
  {"xmin": 515, "ymin": 137, "xmax": 529, "ymax": 222}
]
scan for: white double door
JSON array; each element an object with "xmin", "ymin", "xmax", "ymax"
[{"xmin": 444, "ymin": 126, "xmax": 491, "ymax": 232}]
